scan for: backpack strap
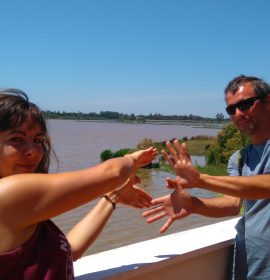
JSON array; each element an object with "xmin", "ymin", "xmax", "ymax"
[
  {"xmin": 236, "ymin": 145, "xmax": 249, "ymax": 176},
  {"xmin": 236, "ymin": 145, "xmax": 256, "ymax": 213}
]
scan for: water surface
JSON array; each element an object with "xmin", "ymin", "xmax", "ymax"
[{"xmin": 48, "ymin": 120, "xmax": 229, "ymax": 256}]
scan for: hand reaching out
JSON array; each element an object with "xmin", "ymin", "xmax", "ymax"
[
  {"xmin": 109, "ymin": 178, "xmax": 153, "ymax": 209},
  {"xmin": 129, "ymin": 147, "xmax": 158, "ymax": 168},
  {"xmin": 127, "ymin": 147, "xmax": 158, "ymax": 184},
  {"xmin": 162, "ymin": 140, "xmax": 201, "ymax": 188},
  {"xmin": 142, "ymin": 177, "xmax": 194, "ymax": 233}
]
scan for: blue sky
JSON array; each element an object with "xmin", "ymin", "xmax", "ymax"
[{"xmin": 0, "ymin": 0, "xmax": 269, "ymax": 118}]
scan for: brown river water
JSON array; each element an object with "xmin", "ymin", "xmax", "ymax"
[{"xmin": 47, "ymin": 119, "xmax": 230, "ymax": 256}]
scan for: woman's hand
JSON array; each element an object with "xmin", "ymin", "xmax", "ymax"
[
  {"xmin": 111, "ymin": 146, "xmax": 157, "ymax": 207},
  {"xmin": 128, "ymin": 147, "xmax": 158, "ymax": 168},
  {"xmin": 108, "ymin": 178, "xmax": 153, "ymax": 209},
  {"xmin": 162, "ymin": 140, "xmax": 201, "ymax": 188}
]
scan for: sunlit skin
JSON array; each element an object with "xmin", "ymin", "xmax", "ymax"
[
  {"xmin": 226, "ymin": 83, "xmax": 270, "ymax": 144},
  {"xmin": 142, "ymin": 82, "xmax": 270, "ymax": 233},
  {"xmin": 0, "ymin": 113, "xmax": 157, "ymax": 258},
  {"xmin": 0, "ymin": 118, "xmax": 44, "ymax": 178}
]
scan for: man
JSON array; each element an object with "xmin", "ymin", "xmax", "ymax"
[{"xmin": 143, "ymin": 75, "xmax": 270, "ymax": 279}]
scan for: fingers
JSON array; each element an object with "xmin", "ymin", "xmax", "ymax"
[
  {"xmin": 160, "ymin": 218, "xmax": 173, "ymax": 233},
  {"xmin": 132, "ymin": 186, "xmax": 152, "ymax": 207},
  {"xmin": 150, "ymin": 197, "xmax": 163, "ymax": 205},
  {"xmin": 134, "ymin": 176, "xmax": 141, "ymax": 184},
  {"xmin": 131, "ymin": 203, "xmax": 145, "ymax": 209},
  {"xmin": 166, "ymin": 177, "xmax": 185, "ymax": 191},
  {"xmin": 166, "ymin": 177, "xmax": 178, "ymax": 189},
  {"xmin": 145, "ymin": 211, "xmax": 167, "ymax": 223},
  {"xmin": 161, "ymin": 150, "xmax": 173, "ymax": 165},
  {"xmin": 134, "ymin": 147, "xmax": 158, "ymax": 168},
  {"xmin": 133, "ymin": 185, "xmax": 152, "ymax": 201},
  {"xmin": 146, "ymin": 147, "xmax": 158, "ymax": 155},
  {"xmin": 128, "ymin": 196, "xmax": 151, "ymax": 209},
  {"xmin": 173, "ymin": 140, "xmax": 183, "ymax": 160},
  {"xmin": 140, "ymin": 198, "xmax": 152, "ymax": 208},
  {"xmin": 142, "ymin": 197, "xmax": 166, "ymax": 222},
  {"xmin": 129, "ymin": 198, "xmax": 150, "ymax": 209},
  {"xmin": 163, "ymin": 140, "xmax": 191, "ymax": 165},
  {"xmin": 139, "ymin": 191, "xmax": 153, "ymax": 203},
  {"xmin": 165, "ymin": 141, "xmax": 178, "ymax": 163},
  {"xmin": 144, "ymin": 147, "xmax": 158, "ymax": 157},
  {"xmin": 181, "ymin": 143, "xmax": 191, "ymax": 162},
  {"xmin": 142, "ymin": 204, "xmax": 163, "ymax": 217}
]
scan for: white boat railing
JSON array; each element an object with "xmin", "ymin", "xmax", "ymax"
[{"xmin": 74, "ymin": 218, "xmax": 239, "ymax": 280}]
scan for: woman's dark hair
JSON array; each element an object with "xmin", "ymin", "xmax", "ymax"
[
  {"xmin": 0, "ymin": 88, "xmax": 55, "ymax": 173},
  {"xmin": 224, "ymin": 75, "xmax": 270, "ymax": 98}
]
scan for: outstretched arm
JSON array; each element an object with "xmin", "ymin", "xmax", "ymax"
[
  {"xmin": 162, "ymin": 139, "xmax": 270, "ymax": 199},
  {"xmin": 67, "ymin": 195, "xmax": 114, "ymax": 261},
  {"xmin": 67, "ymin": 179, "xmax": 152, "ymax": 260},
  {"xmin": 0, "ymin": 147, "xmax": 157, "ymax": 230},
  {"xmin": 142, "ymin": 177, "xmax": 241, "ymax": 233}
]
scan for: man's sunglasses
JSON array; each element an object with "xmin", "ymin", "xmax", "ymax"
[{"xmin": 225, "ymin": 96, "xmax": 264, "ymax": 115}]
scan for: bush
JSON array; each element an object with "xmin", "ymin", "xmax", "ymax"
[
  {"xmin": 205, "ymin": 143, "xmax": 211, "ymax": 150},
  {"xmin": 136, "ymin": 138, "xmax": 155, "ymax": 150},
  {"xmin": 100, "ymin": 149, "xmax": 113, "ymax": 161},
  {"xmin": 194, "ymin": 135, "xmax": 213, "ymax": 140},
  {"xmin": 206, "ymin": 122, "xmax": 251, "ymax": 165},
  {"xmin": 113, "ymin": 149, "xmax": 130, "ymax": 158},
  {"xmin": 100, "ymin": 148, "xmax": 131, "ymax": 162}
]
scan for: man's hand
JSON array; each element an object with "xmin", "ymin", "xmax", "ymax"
[
  {"xmin": 142, "ymin": 177, "xmax": 194, "ymax": 233},
  {"xmin": 162, "ymin": 140, "xmax": 201, "ymax": 188}
]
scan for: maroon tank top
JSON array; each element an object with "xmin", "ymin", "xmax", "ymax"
[{"xmin": 0, "ymin": 220, "xmax": 74, "ymax": 280}]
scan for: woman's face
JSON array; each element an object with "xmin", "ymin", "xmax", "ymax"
[{"xmin": 0, "ymin": 118, "xmax": 44, "ymax": 178}]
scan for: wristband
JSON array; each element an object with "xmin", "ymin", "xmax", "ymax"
[{"xmin": 102, "ymin": 195, "xmax": 116, "ymax": 210}]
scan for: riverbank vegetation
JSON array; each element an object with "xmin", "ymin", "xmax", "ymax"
[
  {"xmin": 100, "ymin": 122, "xmax": 250, "ymax": 177},
  {"xmin": 159, "ymin": 161, "xmax": 228, "ymax": 176},
  {"xmin": 43, "ymin": 110, "xmax": 230, "ymax": 125}
]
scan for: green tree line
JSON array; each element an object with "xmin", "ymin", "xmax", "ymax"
[{"xmin": 43, "ymin": 110, "xmax": 228, "ymax": 122}]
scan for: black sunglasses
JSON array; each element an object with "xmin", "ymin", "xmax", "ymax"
[{"xmin": 226, "ymin": 96, "xmax": 263, "ymax": 115}]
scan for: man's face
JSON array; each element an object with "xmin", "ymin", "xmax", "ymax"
[{"xmin": 226, "ymin": 83, "xmax": 267, "ymax": 137}]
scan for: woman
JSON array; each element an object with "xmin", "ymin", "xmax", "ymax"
[{"xmin": 0, "ymin": 89, "xmax": 157, "ymax": 279}]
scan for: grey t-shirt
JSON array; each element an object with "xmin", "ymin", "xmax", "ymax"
[{"xmin": 228, "ymin": 140, "xmax": 270, "ymax": 280}]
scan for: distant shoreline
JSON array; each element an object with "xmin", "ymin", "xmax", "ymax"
[{"xmin": 46, "ymin": 118, "xmax": 228, "ymax": 129}]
